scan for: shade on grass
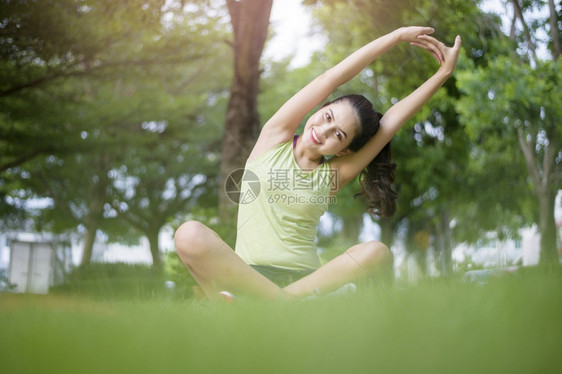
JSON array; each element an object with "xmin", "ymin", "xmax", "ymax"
[{"xmin": 1, "ymin": 268, "xmax": 560, "ymax": 374}]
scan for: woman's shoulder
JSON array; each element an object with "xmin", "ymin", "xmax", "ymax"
[{"xmin": 247, "ymin": 127, "xmax": 294, "ymax": 163}]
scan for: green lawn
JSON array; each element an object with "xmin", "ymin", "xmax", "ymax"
[{"xmin": 1, "ymin": 268, "xmax": 561, "ymax": 374}]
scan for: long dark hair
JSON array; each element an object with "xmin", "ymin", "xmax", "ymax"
[{"xmin": 325, "ymin": 94, "xmax": 397, "ymax": 217}]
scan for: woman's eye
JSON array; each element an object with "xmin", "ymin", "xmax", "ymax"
[
  {"xmin": 336, "ymin": 131, "xmax": 342, "ymax": 140},
  {"xmin": 325, "ymin": 113, "xmax": 331, "ymax": 121}
]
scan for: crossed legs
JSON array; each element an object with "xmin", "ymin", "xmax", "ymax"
[{"xmin": 174, "ymin": 220, "xmax": 393, "ymax": 300}]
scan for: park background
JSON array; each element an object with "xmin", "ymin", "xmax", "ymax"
[{"xmin": 0, "ymin": 1, "xmax": 561, "ymax": 373}]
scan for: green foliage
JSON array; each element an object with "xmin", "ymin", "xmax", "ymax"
[
  {"xmin": 455, "ymin": 55, "xmax": 561, "ymax": 239},
  {"xmin": 0, "ymin": 0, "xmax": 232, "ymax": 264},
  {"xmin": 259, "ymin": 57, "xmax": 325, "ymax": 131},
  {"xmin": 51, "ymin": 262, "xmax": 168, "ymax": 301},
  {"xmin": 163, "ymin": 250, "xmax": 199, "ymax": 299}
]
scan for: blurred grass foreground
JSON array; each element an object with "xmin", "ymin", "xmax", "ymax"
[{"xmin": 1, "ymin": 266, "xmax": 561, "ymax": 374}]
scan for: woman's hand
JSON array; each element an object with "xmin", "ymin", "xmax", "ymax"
[
  {"xmin": 397, "ymin": 26, "xmax": 436, "ymax": 44},
  {"xmin": 411, "ymin": 34, "xmax": 462, "ymax": 77}
]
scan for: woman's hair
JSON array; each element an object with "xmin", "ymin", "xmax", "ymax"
[{"xmin": 324, "ymin": 94, "xmax": 397, "ymax": 217}]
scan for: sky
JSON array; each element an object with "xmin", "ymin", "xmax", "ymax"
[
  {"xmin": 264, "ymin": 0, "xmax": 323, "ymax": 67},
  {"xmin": 265, "ymin": 0, "xmax": 553, "ymax": 66}
]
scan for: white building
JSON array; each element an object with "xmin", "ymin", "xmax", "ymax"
[
  {"xmin": 1, "ymin": 232, "xmax": 72, "ymax": 294},
  {"xmin": 0, "ymin": 226, "xmax": 176, "ymax": 294}
]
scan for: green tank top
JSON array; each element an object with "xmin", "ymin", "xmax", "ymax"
[{"xmin": 235, "ymin": 137, "xmax": 336, "ymax": 271}]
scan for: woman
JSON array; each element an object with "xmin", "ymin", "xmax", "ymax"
[{"xmin": 175, "ymin": 26, "xmax": 462, "ymax": 300}]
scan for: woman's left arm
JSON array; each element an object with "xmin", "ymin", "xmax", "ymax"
[
  {"xmin": 331, "ymin": 35, "xmax": 462, "ymax": 190},
  {"xmin": 377, "ymin": 34, "xmax": 462, "ymax": 140}
]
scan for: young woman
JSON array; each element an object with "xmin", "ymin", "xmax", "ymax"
[{"xmin": 175, "ymin": 26, "xmax": 462, "ymax": 300}]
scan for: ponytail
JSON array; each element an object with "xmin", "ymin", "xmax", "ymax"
[{"xmin": 354, "ymin": 142, "xmax": 397, "ymax": 217}]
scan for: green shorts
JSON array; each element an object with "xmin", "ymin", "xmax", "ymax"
[{"xmin": 251, "ymin": 265, "xmax": 315, "ymax": 287}]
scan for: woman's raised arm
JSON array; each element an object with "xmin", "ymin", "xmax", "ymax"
[
  {"xmin": 378, "ymin": 34, "xmax": 462, "ymax": 138},
  {"xmin": 330, "ymin": 34, "xmax": 462, "ymax": 190},
  {"xmin": 250, "ymin": 26, "xmax": 437, "ymax": 158}
]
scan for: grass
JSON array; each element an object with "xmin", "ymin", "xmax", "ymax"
[{"xmin": 1, "ymin": 267, "xmax": 561, "ymax": 374}]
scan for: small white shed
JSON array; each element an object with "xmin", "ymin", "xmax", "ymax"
[{"xmin": 8, "ymin": 240, "xmax": 55, "ymax": 294}]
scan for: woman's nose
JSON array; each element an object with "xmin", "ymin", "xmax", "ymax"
[{"xmin": 320, "ymin": 122, "xmax": 336, "ymax": 133}]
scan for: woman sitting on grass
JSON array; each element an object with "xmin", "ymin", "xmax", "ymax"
[{"xmin": 175, "ymin": 26, "xmax": 461, "ymax": 300}]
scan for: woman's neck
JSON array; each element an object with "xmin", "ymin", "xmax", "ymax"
[{"xmin": 293, "ymin": 135, "xmax": 324, "ymax": 170}]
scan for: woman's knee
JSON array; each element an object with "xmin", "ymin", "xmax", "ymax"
[
  {"xmin": 174, "ymin": 220, "xmax": 215, "ymax": 261},
  {"xmin": 360, "ymin": 241, "xmax": 393, "ymax": 268}
]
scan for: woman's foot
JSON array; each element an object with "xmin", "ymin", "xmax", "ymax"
[{"xmin": 218, "ymin": 290, "xmax": 236, "ymax": 303}]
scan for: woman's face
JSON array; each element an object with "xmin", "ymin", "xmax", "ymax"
[{"xmin": 303, "ymin": 100, "xmax": 359, "ymax": 156}]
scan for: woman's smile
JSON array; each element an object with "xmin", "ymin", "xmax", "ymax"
[{"xmin": 311, "ymin": 127, "xmax": 323, "ymax": 145}]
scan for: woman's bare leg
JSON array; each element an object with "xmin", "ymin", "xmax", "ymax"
[
  {"xmin": 174, "ymin": 220, "xmax": 288, "ymax": 300},
  {"xmin": 283, "ymin": 241, "xmax": 393, "ymax": 297}
]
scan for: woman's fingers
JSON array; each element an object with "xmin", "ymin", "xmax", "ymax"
[
  {"xmin": 408, "ymin": 31, "xmax": 462, "ymax": 72},
  {"xmin": 410, "ymin": 41, "xmax": 442, "ymax": 64},
  {"xmin": 417, "ymin": 34, "xmax": 445, "ymax": 46},
  {"xmin": 453, "ymin": 35, "xmax": 462, "ymax": 50},
  {"xmin": 419, "ymin": 26, "xmax": 435, "ymax": 35},
  {"xmin": 447, "ymin": 35, "xmax": 462, "ymax": 71},
  {"xmin": 400, "ymin": 26, "xmax": 435, "ymax": 43},
  {"xmin": 413, "ymin": 35, "xmax": 445, "ymax": 63},
  {"xmin": 417, "ymin": 35, "xmax": 446, "ymax": 60}
]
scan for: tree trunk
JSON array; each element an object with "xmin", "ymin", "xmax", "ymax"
[
  {"xmin": 80, "ymin": 222, "xmax": 97, "ymax": 267},
  {"xmin": 517, "ymin": 128, "xmax": 559, "ymax": 265},
  {"xmin": 538, "ymin": 191, "xmax": 558, "ymax": 265},
  {"xmin": 341, "ymin": 214, "xmax": 363, "ymax": 245},
  {"xmin": 379, "ymin": 217, "xmax": 395, "ymax": 249},
  {"xmin": 79, "ymin": 161, "xmax": 109, "ymax": 266},
  {"xmin": 436, "ymin": 208, "xmax": 453, "ymax": 276},
  {"xmin": 147, "ymin": 229, "xmax": 162, "ymax": 269},
  {"xmin": 219, "ymin": 0, "xmax": 273, "ymax": 220},
  {"xmin": 80, "ymin": 210, "xmax": 103, "ymax": 266}
]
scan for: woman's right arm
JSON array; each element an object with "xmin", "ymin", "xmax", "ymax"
[{"xmin": 249, "ymin": 26, "xmax": 437, "ymax": 159}]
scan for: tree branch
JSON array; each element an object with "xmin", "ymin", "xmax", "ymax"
[
  {"xmin": 517, "ymin": 127, "xmax": 543, "ymax": 194},
  {"xmin": 0, "ymin": 55, "xmax": 208, "ymax": 97},
  {"xmin": 510, "ymin": 10, "xmax": 517, "ymax": 39},
  {"xmin": 509, "ymin": 0, "xmax": 539, "ymax": 63},
  {"xmin": 32, "ymin": 170, "xmax": 77, "ymax": 221},
  {"xmin": 0, "ymin": 148, "xmax": 56, "ymax": 172},
  {"xmin": 548, "ymin": 0, "xmax": 561, "ymax": 59},
  {"xmin": 543, "ymin": 137, "xmax": 557, "ymax": 187}
]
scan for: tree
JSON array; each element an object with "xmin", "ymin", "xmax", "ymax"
[
  {"xmin": 1, "ymin": 0, "xmax": 231, "ymax": 266},
  {"xmin": 457, "ymin": 56, "xmax": 561, "ymax": 264},
  {"xmin": 219, "ymin": 0, "xmax": 273, "ymax": 220},
  {"xmin": 457, "ymin": 0, "xmax": 561, "ymax": 265},
  {"xmin": 107, "ymin": 115, "xmax": 221, "ymax": 268}
]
